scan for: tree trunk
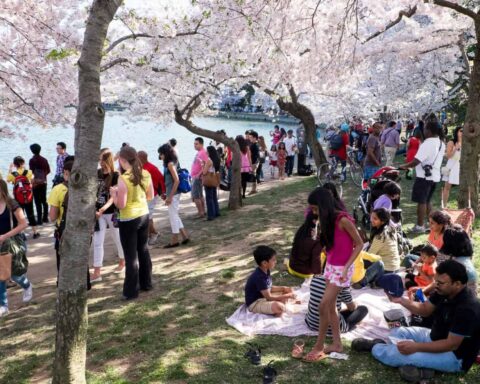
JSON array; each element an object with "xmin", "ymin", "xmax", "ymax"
[
  {"xmin": 52, "ymin": 1, "xmax": 121, "ymax": 383},
  {"xmin": 458, "ymin": 20, "xmax": 480, "ymax": 213},
  {"xmin": 173, "ymin": 111, "xmax": 243, "ymax": 209},
  {"xmin": 274, "ymin": 87, "xmax": 327, "ymax": 167}
]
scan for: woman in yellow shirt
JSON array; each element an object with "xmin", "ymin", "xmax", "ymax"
[
  {"xmin": 7, "ymin": 156, "xmax": 39, "ymax": 239},
  {"xmin": 111, "ymin": 146, "xmax": 154, "ymax": 300}
]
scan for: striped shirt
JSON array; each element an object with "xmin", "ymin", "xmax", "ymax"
[{"xmin": 305, "ymin": 275, "xmax": 353, "ymax": 334}]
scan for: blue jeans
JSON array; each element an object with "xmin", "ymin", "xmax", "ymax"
[
  {"xmin": 402, "ymin": 254, "xmax": 420, "ymax": 269},
  {"xmin": 372, "ymin": 327, "xmax": 463, "ymax": 372},
  {"xmin": 363, "ymin": 165, "xmax": 379, "ymax": 181},
  {"xmin": 362, "ymin": 261, "xmax": 384, "ymax": 286},
  {"xmin": 204, "ymin": 186, "xmax": 220, "ymax": 219},
  {"xmin": 0, "ymin": 274, "xmax": 31, "ymax": 307}
]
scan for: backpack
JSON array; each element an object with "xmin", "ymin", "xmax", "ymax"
[
  {"xmin": 328, "ymin": 133, "xmax": 344, "ymax": 150},
  {"xmin": 177, "ymin": 167, "xmax": 192, "ymax": 194},
  {"xmin": 12, "ymin": 170, "xmax": 33, "ymax": 205}
]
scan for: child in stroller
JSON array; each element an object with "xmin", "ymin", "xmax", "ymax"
[{"xmin": 353, "ymin": 166, "xmax": 402, "ymax": 229}]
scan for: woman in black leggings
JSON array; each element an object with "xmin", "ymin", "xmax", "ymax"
[{"xmin": 111, "ymin": 146, "xmax": 154, "ymax": 300}]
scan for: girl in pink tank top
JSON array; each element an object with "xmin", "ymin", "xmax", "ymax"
[{"xmin": 304, "ymin": 187, "xmax": 363, "ymax": 362}]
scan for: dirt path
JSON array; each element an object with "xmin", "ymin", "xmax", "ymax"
[{"xmin": 5, "ymin": 175, "xmax": 308, "ymax": 312}]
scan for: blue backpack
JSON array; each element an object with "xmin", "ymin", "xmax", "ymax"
[
  {"xmin": 328, "ymin": 133, "xmax": 344, "ymax": 150},
  {"xmin": 177, "ymin": 167, "xmax": 192, "ymax": 193}
]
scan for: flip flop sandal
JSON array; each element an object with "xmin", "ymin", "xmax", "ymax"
[
  {"xmin": 244, "ymin": 342, "xmax": 261, "ymax": 365},
  {"xmin": 263, "ymin": 361, "xmax": 277, "ymax": 384},
  {"xmin": 302, "ymin": 350, "xmax": 328, "ymax": 363},
  {"xmin": 291, "ymin": 339, "xmax": 305, "ymax": 359}
]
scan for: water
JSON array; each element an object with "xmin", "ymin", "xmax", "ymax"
[{"xmin": 0, "ymin": 114, "xmax": 295, "ymax": 190}]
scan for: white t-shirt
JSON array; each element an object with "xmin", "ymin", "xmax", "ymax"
[
  {"xmin": 415, "ymin": 137, "xmax": 445, "ymax": 182},
  {"xmin": 283, "ymin": 136, "xmax": 297, "ymax": 156}
]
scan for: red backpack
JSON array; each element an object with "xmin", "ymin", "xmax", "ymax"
[{"xmin": 12, "ymin": 170, "xmax": 33, "ymax": 205}]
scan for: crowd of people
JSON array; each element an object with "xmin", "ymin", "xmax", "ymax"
[
  {"xmin": 0, "ymin": 126, "xmax": 302, "ymax": 313},
  {"xmin": 0, "ymin": 115, "xmax": 478, "ymax": 381}
]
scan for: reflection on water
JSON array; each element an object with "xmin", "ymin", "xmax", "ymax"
[{"xmin": 0, "ymin": 114, "xmax": 296, "ymax": 191}]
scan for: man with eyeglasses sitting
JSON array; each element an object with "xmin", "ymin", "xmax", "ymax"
[{"xmin": 353, "ymin": 260, "xmax": 480, "ymax": 382}]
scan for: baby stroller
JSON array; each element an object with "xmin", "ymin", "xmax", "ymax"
[{"xmin": 353, "ymin": 166, "xmax": 402, "ymax": 229}]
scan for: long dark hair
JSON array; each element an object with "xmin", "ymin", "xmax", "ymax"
[
  {"xmin": 322, "ymin": 182, "xmax": 346, "ymax": 212},
  {"xmin": 99, "ymin": 148, "xmax": 115, "ymax": 189},
  {"xmin": 370, "ymin": 208, "xmax": 394, "ymax": 242},
  {"xmin": 452, "ymin": 126, "xmax": 462, "ymax": 144},
  {"xmin": 235, "ymin": 135, "xmax": 249, "ymax": 154},
  {"xmin": 307, "ymin": 187, "xmax": 337, "ymax": 249},
  {"xmin": 292, "ymin": 212, "xmax": 318, "ymax": 245},
  {"xmin": 158, "ymin": 143, "xmax": 178, "ymax": 167},
  {"xmin": 119, "ymin": 146, "xmax": 144, "ymax": 189},
  {"xmin": 440, "ymin": 225, "xmax": 473, "ymax": 257},
  {"xmin": 207, "ymin": 145, "xmax": 221, "ymax": 172}
]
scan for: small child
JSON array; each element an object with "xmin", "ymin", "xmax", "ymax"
[
  {"xmin": 269, "ymin": 144, "xmax": 278, "ymax": 179},
  {"xmin": 405, "ymin": 244, "xmax": 437, "ymax": 293},
  {"xmin": 277, "ymin": 142, "xmax": 287, "ymax": 180},
  {"xmin": 245, "ymin": 245, "xmax": 295, "ymax": 316}
]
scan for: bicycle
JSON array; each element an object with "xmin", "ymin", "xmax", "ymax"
[
  {"xmin": 317, "ymin": 156, "xmax": 345, "ymax": 197},
  {"xmin": 346, "ymin": 148, "xmax": 364, "ymax": 187}
]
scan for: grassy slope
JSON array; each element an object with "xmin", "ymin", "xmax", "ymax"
[{"xmin": 0, "ymin": 175, "xmax": 479, "ymax": 384}]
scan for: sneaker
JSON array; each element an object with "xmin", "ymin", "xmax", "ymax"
[
  {"xmin": 410, "ymin": 225, "xmax": 426, "ymax": 234},
  {"xmin": 90, "ymin": 275, "xmax": 102, "ymax": 283},
  {"xmin": 23, "ymin": 284, "xmax": 33, "ymax": 302},
  {"xmin": 0, "ymin": 306, "xmax": 8, "ymax": 317},
  {"xmin": 398, "ymin": 366, "xmax": 435, "ymax": 382},
  {"xmin": 148, "ymin": 233, "xmax": 159, "ymax": 246},
  {"xmin": 33, "ymin": 232, "xmax": 40, "ymax": 239},
  {"xmin": 351, "ymin": 338, "xmax": 386, "ymax": 352}
]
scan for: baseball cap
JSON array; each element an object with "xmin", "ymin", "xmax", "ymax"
[{"xmin": 377, "ymin": 274, "xmax": 404, "ymax": 297}]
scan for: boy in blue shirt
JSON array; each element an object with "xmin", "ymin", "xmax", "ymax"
[{"xmin": 245, "ymin": 246, "xmax": 295, "ymax": 316}]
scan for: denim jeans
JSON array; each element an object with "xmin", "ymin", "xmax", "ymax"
[
  {"xmin": 204, "ymin": 186, "xmax": 220, "ymax": 220},
  {"xmin": 402, "ymin": 254, "xmax": 420, "ymax": 269},
  {"xmin": 372, "ymin": 327, "xmax": 463, "ymax": 372},
  {"xmin": 362, "ymin": 261, "xmax": 384, "ymax": 286},
  {"xmin": 363, "ymin": 165, "xmax": 379, "ymax": 181},
  {"xmin": 0, "ymin": 274, "xmax": 31, "ymax": 307}
]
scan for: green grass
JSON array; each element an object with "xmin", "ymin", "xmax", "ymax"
[{"xmin": 0, "ymin": 173, "xmax": 479, "ymax": 383}]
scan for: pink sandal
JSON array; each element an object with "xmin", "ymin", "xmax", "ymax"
[{"xmin": 291, "ymin": 339, "xmax": 305, "ymax": 359}]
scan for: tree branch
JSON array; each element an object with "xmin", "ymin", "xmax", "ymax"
[
  {"xmin": 364, "ymin": 5, "xmax": 417, "ymax": 43},
  {"xmin": 104, "ymin": 18, "xmax": 204, "ymax": 54},
  {"xmin": 100, "ymin": 57, "xmax": 129, "ymax": 72},
  {"xmin": 430, "ymin": 0, "xmax": 480, "ymax": 21}
]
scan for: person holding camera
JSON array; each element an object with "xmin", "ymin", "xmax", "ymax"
[{"xmin": 399, "ymin": 121, "xmax": 445, "ymax": 233}]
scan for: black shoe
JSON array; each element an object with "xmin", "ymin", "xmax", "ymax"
[
  {"xmin": 399, "ymin": 366, "xmax": 435, "ymax": 382},
  {"xmin": 181, "ymin": 238, "xmax": 190, "ymax": 245},
  {"xmin": 244, "ymin": 343, "xmax": 261, "ymax": 365},
  {"xmin": 33, "ymin": 233, "xmax": 40, "ymax": 239},
  {"xmin": 163, "ymin": 243, "xmax": 180, "ymax": 249},
  {"xmin": 351, "ymin": 338, "xmax": 385, "ymax": 352},
  {"xmin": 43, "ymin": 218, "xmax": 49, "ymax": 224},
  {"xmin": 263, "ymin": 361, "xmax": 277, "ymax": 384},
  {"xmin": 140, "ymin": 286, "xmax": 153, "ymax": 292}
]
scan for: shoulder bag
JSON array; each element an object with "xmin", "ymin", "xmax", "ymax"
[{"xmin": 202, "ymin": 172, "xmax": 220, "ymax": 188}]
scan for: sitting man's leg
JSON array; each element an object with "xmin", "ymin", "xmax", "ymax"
[{"xmin": 372, "ymin": 327, "xmax": 463, "ymax": 373}]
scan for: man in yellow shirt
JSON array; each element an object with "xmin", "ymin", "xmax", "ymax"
[{"xmin": 7, "ymin": 156, "xmax": 39, "ymax": 238}]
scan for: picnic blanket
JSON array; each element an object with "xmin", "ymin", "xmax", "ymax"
[{"xmin": 226, "ymin": 280, "xmax": 410, "ymax": 341}]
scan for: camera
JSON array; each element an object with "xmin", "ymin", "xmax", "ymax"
[{"xmin": 422, "ymin": 164, "xmax": 432, "ymax": 177}]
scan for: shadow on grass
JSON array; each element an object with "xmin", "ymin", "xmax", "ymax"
[{"xmin": 1, "ymin": 175, "xmax": 479, "ymax": 383}]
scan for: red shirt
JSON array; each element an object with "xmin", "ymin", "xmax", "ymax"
[
  {"xmin": 330, "ymin": 132, "xmax": 349, "ymax": 161},
  {"xmin": 143, "ymin": 162, "xmax": 165, "ymax": 196},
  {"xmin": 406, "ymin": 137, "xmax": 420, "ymax": 163}
]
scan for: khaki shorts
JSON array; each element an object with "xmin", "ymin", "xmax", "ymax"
[{"xmin": 248, "ymin": 298, "xmax": 275, "ymax": 315}]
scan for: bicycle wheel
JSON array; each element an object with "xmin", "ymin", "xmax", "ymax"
[
  {"xmin": 349, "ymin": 160, "xmax": 363, "ymax": 188},
  {"xmin": 317, "ymin": 163, "xmax": 343, "ymax": 196}
]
